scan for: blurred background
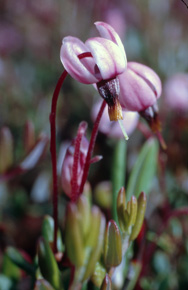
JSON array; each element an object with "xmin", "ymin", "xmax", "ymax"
[{"xmin": 1, "ymin": 0, "xmax": 188, "ymax": 289}]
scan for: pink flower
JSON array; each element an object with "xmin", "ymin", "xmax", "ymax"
[
  {"xmin": 61, "ymin": 136, "xmax": 89, "ymax": 197},
  {"xmin": 60, "ymin": 22, "xmax": 127, "ymax": 121},
  {"xmin": 164, "ymin": 73, "xmax": 188, "ymax": 112},
  {"xmin": 118, "ymin": 62, "xmax": 162, "ymax": 112},
  {"xmin": 60, "ymin": 21, "xmax": 127, "ymax": 84},
  {"xmin": 91, "ymin": 101, "xmax": 139, "ymax": 138}
]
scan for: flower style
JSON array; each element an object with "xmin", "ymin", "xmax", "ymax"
[
  {"xmin": 60, "ymin": 21, "xmax": 127, "ymax": 121},
  {"xmin": 91, "ymin": 101, "xmax": 139, "ymax": 138},
  {"xmin": 118, "ymin": 62, "xmax": 162, "ymax": 112}
]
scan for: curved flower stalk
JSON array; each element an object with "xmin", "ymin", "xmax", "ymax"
[{"xmin": 60, "ymin": 21, "xmax": 127, "ymax": 121}]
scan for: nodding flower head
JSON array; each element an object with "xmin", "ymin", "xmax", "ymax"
[
  {"xmin": 60, "ymin": 21, "xmax": 127, "ymax": 121},
  {"xmin": 118, "ymin": 62, "xmax": 162, "ymax": 112}
]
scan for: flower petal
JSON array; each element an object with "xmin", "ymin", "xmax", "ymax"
[
  {"xmin": 119, "ymin": 69, "xmax": 158, "ymax": 111},
  {"xmin": 94, "ymin": 21, "xmax": 126, "ymax": 61},
  {"xmin": 127, "ymin": 62, "xmax": 162, "ymax": 98},
  {"xmin": 85, "ymin": 37, "xmax": 127, "ymax": 80},
  {"xmin": 60, "ymin": 36, "xmax": 100, "ymax": 84}
]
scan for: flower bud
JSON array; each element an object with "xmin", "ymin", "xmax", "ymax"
[
  {"xmin": 61, "ymin": 136, "xmax": 89, "ymax": 197},
  {"xmin": 130, "ymin": 192, "xmax": 147, "ymax": 241},
  {"xmin": 104, "ymin": 220, "xmax": 122, "ymax": 268}
]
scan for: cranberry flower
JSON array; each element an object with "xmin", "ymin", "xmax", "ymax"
[
  {"xmin": 60, "ymin": 21, "xmax": 126, "ymax": 84},
  {"xmin": 60, "ymin": 21, "xmax": 127, "ymax": 121},
  {"xmin": 118, "ymin": 62, "xmax": 162, "ymax": 112}
]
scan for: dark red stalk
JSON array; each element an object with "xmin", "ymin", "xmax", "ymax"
[
  {"xmin": 71, "ymin": 121, "xmax": 88, "ymax": 202},
  {"xmin": 50, "ymin": 70, "xmax": 68, "ymax": 253},
  {"xmin": 79, "ymin": 100, "xmax": 106, "ymax": 195},
  {"xmin": 50, "ymin": 51, "xmax": 92, "ymax": 252}
]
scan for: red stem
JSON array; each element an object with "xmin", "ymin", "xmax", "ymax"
[
  {"xmin": 79, "ymin": 100, "xmax": 106, "ymax": 195},
  {"xmin": 50, "ymin": 70, "xmax": 68, "ymax": 253},
  {"xmin": 71, "ymin": 121, "xmax": 88, "ymax": 202},
  {"xmin": 49, "ymin": 51, "xmax": 93, "ymax": 252}
]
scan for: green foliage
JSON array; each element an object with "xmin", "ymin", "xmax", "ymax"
[{"xmin": 127, "ymin": 138, "xmax": 159, "ymax": 201}]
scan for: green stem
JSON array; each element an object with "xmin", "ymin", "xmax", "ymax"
[{"xmin": 112, "ymin": 139, "xmax": 127, "ymax": 223}]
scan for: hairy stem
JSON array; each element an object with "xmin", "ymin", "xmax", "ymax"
[{"xmin": 71, "ymin": 121, "xmax": 88, "ymax": 202}]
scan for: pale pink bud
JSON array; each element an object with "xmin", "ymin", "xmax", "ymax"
[
  {"xmin": 91, "ymin": 101, "xmax": 139, "ymax": 138},
  {"xmin": 61, "ymin": 136, "xmax": 89, "ymax": 197},
  {"xmin": 164, "ymin": 73, "xmax": 188, "ymax": 112},
  {"xmin": 118, "ymin": 62, "xmax": 162, "ymax": 112},
  {"xmin": 60, "ymin": 22, "xmax": 127, "ymax": 84}
]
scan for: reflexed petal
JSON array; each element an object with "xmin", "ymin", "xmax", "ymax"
[
  {"xmin": 85, "ymin": 37, "xmax": 126, "ymax": 80},
  {"xmin": 60, "ymin": 36, "xmax": 100, "ymax": 84},
  {"xmin": 95, "ymin": 21, "xmax": 126, "ymax": 60},
  {"xmin": 127, "ymin": 62, "xmax": 162, "ymax": 98},
  {"xmin": 119, "ymin": 64, "xmax": 161, "ymax": 112}
]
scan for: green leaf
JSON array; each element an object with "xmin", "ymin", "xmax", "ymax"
[
  {"xmin": 38, "ymin": 238, "xmax": 62, "ymax": 290},
  {"xmin": 65, "ymin": 203, "xmax": 85, "ymax": 267},
  {"xmin": 5, "ymin": 247, "xmax": 35, "ymax": 276},
  {"xmin": 104, "ymin": 220, "xmax": 122, "ymax": 268},
  {"xmin": 91, "ymin": 262, "xmax": 106, "ymax": 288},
  {"xmin": 129, "ymin": 192, "xmax": 146, "ymax": 241},
  {"xmin": 2, "ymin": 252, "xmax": 21, "ymax": 281},
  {"xmin": 42, "ymin": 215, "xmax": 64, "ymax": 253},
  {"xmin": 127, "ymin": 138, "xmax": 158, "ymax": 201},
  {"xmin": 82, "ymin": 209, "xmax": 106, "ymax": 281}
]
